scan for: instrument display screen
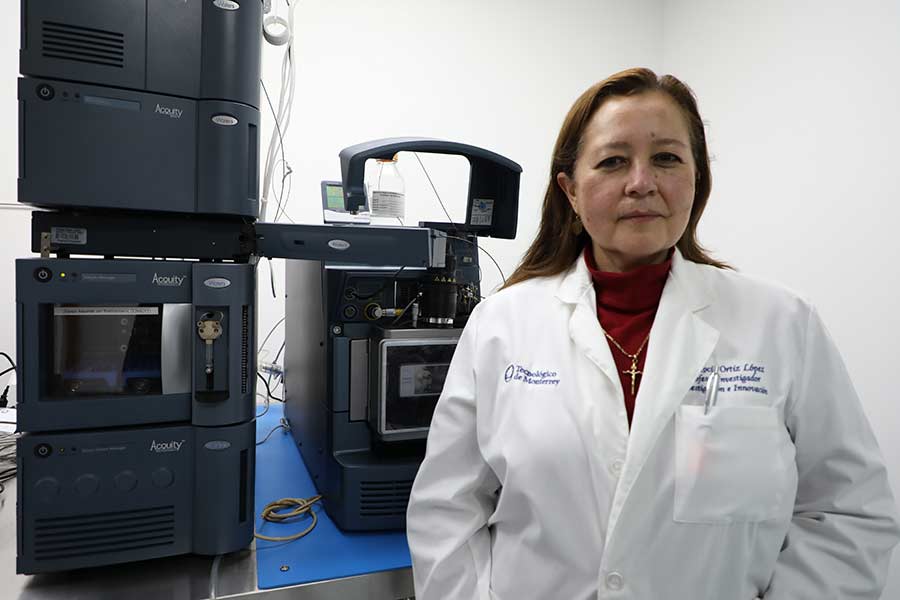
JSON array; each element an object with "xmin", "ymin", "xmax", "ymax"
[{"xmin": 48, "ymin": 304, "xmax": 163, "ymax": 397}]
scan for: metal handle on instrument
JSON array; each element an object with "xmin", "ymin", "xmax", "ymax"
[{"xmin": 161, "ymin": 303, "xmax": 192, "ymax": 395}]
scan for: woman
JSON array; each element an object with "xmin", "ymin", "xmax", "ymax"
[{"xmin": 406, "ymin": 68, "xmax": 900, "ymax": 599}]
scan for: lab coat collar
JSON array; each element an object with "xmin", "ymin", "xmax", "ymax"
[
  {"xmin": 555, "ymin": 249, "xmax": 593, "ymax": 306},
  {"xmin": 554, "ymin": 247, "xmax": 717, "ymax": 389},
  {"xmin": 554, "ymin": 246, "xmax": 715, "ymax": 312},
  {"xmin": 556, "ymin": 250, "xmax": 617, "ymax": 384},
  {"xmin": 554, "ymin": 248, "xmax": 717, "ymax": 385}
]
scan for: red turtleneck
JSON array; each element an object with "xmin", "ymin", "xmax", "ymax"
[{"xmin": 584, "ymin": 246, "xmax": 673, "ymax": 428}]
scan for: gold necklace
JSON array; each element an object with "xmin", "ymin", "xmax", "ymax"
[{"xmin": 603, "ymin": 331, "xmax": 651, "ymax": 396}]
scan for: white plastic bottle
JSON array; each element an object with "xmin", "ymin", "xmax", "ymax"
[{"xmin": 365, "ymin": 156, "xmax": 406, "ymax": 221}]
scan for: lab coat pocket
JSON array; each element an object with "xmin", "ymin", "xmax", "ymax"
[{"xmin": 674, "ymin": 405, "xmax": 793, "ymax": 524}]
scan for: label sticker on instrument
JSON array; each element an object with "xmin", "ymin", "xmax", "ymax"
[
  {"xmin": 328, "ymin": 239, "xmax": 350, "ymax": 251},
  {"xmin": 50, "ymin": 227, "xmax": 87, "ymax": 245},
  {"xmin": 203, "ymin": 277, "xmax": 232, "ymax": 288},
  {"xmin": 211, "ymin": 114, "xmax": 238, "ymax": 126},
  {"xmin": 213, "ymin": 0, "xmax": 240, "ymax": 10},
  {"xmin": 204, "ymin": 440, "xmax": 232, "ymax": 451},
  {"xmin": 470, "ymin": 198, "xmax": 494, "ymax": 226},
  {"xmin": 53, "ymin": 306, "xmax": 159, "ymax": 316},
  {"xmin": 80, "ymin": 273, "xmax": 137, "ymax": 284}
]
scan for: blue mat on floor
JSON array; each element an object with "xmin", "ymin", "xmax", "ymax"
[{"xmin": 254, "ymin": 402, "xmax": 412, "ymax": 589}]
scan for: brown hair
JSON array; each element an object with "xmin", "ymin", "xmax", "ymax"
[{"xmin": 504, "ymin": 67, "xmax": 731, "ymax": 289}]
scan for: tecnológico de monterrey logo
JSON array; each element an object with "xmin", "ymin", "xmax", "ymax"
[{"xmin": 504, "ymin": 364, "xmax": 560, "ymax": 386}]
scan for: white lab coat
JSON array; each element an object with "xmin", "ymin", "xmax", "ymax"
[{"xmin": 406, "ymin": 249, "xmax": 900, "ymax": 600}]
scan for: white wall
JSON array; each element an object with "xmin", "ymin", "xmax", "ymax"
[
  {"xmin": 1, "ymin": 0, "xmax": 898, "ymax": 593},
  {"xmin": 661, "ymin": 0, "xmax": 900, "ymax": 595},
  {"xmin": 0, "ymin": 1, "xmax": 31, "ymax": 385}
]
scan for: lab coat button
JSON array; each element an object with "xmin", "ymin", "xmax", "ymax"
[
  {"xmin": 609, "ymin": 459, "xmax": 624, "ymax": 476},
  {"xmin": 605, "ymin": 571, "xmax": 624, "ymax": 590}
]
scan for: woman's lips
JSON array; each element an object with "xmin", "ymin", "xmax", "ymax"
[{"xmin": 620, "ymin": 213, "xmax": 661, "ymax": 222}]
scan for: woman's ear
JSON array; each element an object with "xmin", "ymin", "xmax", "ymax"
[{"xmin": 556, "ymin": 172, "xmax": 578, "ymax": 211}]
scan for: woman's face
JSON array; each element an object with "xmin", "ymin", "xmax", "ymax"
[{"xmin": 557, "ymin": 91, "xmax": 696, "ymax": 272}]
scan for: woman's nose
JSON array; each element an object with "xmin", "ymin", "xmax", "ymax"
[{"xmin": 624, "ymin": 161, "xmax": 658, "ymax": 196}]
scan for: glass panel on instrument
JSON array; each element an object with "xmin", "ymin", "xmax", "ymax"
[
  {"xmin": 383, "ymin": 343, "xmax": 455, "ymax": 432},
  {"xmin": 49, "ymin": 305, "xmax": 164, "ymax": 397}
]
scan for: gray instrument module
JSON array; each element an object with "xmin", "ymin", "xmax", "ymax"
[
  {"xmin": 17, "ymin": 420, "xmax": 255, "ymax": 574},
  {"xmin": 15, "ymin": 259, "xmax": 256, "ymax": 433},
  {"xmin": 15, "ymin": 258, "xmax": 257, "ymax": 573},
  {"xmin": 18, "ymin": 0, "xmax": 263, "ymax": 218}
]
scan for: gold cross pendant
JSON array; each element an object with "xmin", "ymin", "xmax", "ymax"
[{"xmin": 623, "ymin": 358, "xmax": 642, "ymax": 396}]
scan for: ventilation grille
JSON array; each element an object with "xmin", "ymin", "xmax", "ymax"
[
  {"xmin": 33, "ymin": 506, "xmax": 175, "ymax": 561},
  {"xmin": 241, "ymin": 305, "xmax": 249, "ymax": 394},
  {"xmin": 359, "ymin": 480, "xmax": 413, "ymax": 518},
  {"xmin": 41, "ymin": 20, "xmax": 125, "ymax": 68}
]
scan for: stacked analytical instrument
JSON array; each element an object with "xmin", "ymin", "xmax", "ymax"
[
  {"xmin": 278, "ymin": 139, "xmax": 521, "ymax": 531},
  {"xmin": 14, "ymin": 0, "xmax": 524, "ymax": 578},
  {"xmin": 15, "ymin": 0, "xmax": 262, "ymax": 574}
]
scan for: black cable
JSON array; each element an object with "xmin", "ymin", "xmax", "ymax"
[
  {"xmin": 354, "ymin": 266, "xmax": 407, "ymax": 300},
  {"xmin": 389, "ymin": 292, "xmax": 423, "ymax": 327},
  {"xmin": 272, "ymin": 341, "xmax": 285, "ymax": 367},
  {"xmin": 0, "ymin": 367, "xmax": 14, "ymax": 378},
  {"xmin": 267, "ymin": 257, "xmax": 277, "ymax": 298},
  {"xmin": 261, "ymin": 79, "xmax": 289, "ymax": 222},
  {"xmin": 446, "ymin": 235, "xmax": 506, "ymax": 284},
  {"xmin": 256, "ymin": 52, "xmax": 292, "ymax": 411},
  {"xmin": 257, "ymin": 372, "xmax": 283, "ymax": 402},
  {"xmin": 413, "ymin": 152, "xmax": 455, "ymax": 226},
  {"xmin": 275, "ymin": 161, "xmax": 295, "ymax": 223},
  {"xmin": 256, "ymin": 418, "xmax": 290, "ymax": 446},
  {"xmin": 256, "ymin": 394, "xmax": 271, "ymax": 419},
  {"xmin": 258, "ymin": 316, "xmax": 286, "ymax": 353},
  {"xmin": 266, "ymin": 342, "xmax": 286, "ymax": 396},
  {"xmin": 0, "ymin": 353, "xmax": 15, "ymax": 370},
  {"xmin": 410, "ymin": 153, "xmax": 505, "ymax": 285}
]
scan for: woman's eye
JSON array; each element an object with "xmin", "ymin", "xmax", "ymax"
[
  {"xmin": 597, "ymin": 156, "xmax": 625, "ymax": 169},
  {"xmin": 655, "ymin": 152, "xmax": 682, "ymax": 164}
]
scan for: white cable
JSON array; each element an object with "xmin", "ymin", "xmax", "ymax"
[
  {"xmin": 209, "ymin": 553, "xmax": 224, "ymax": 600},
  {"xmin": 262, "ymin": 55, "xmax": 292, "ymax": 221},
  {"xmin": 268, "ymin": 41, "xmax": 296, "ymax": 220},
  {"xmin": 260, "ymin": 0, "xmax": 299, "ymax": 221}
]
